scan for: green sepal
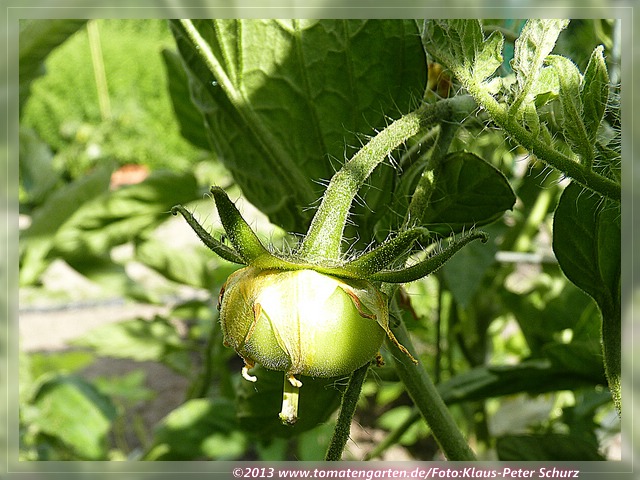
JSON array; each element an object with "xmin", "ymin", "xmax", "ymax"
[
  {"xmin": 343, "ymin": 227, "xmax": 430, "ymax": 276},
  {"xmin": 369, "ymin": 230, "xmax": 489, "ymax": 283},
  {"xmin": 170, "ymin": 204, "xmax": 246, "ymax": 265},
  {"xmin": 209, "ymin": 186, "xmax": 292, "ymax": 269}
]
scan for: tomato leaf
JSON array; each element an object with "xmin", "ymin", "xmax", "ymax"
[
  {"xmin": 421, "ymin": 152, "xmax": 516, "ymax": 235},
  {"xmin": 169, "ymin": 19, "xmax": 426, "ymax": 235},
  {"xmin": 72, "ymin": 316, "xmax": 192, "ymax": 375},
  {"xmin": 19, "ymin": 164, "xmax": 113, "ymax": 286},
  {"xmin": 510, "ymin": 19, "xmax": 569, "ymax": 112},
  {"xmin": 553, "ymin": 182, "xmax": 621, "ymax": 412},
  {"xmin": 31, "ymin": 375, "xmax": 117, "ymax": 460}
]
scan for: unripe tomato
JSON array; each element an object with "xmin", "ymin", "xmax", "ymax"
[{"xmin": 219, "ymin": 266, "xmax": 387, "ymax": 378}]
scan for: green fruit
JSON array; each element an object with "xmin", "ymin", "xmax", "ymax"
[{"xmin": 219, "ymin": 266, "xmax": 387, "ymax": 379}]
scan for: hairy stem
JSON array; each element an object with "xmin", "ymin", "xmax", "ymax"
[
  {"xmin": 300, "ymin": 95, "xmax": 477, "ymax": 262},
  {"xmin": 385, "ymin": 295, "xmax": 477, "ymax": 461},
  {"xmin": 404, "ymin": 121, "xmax": 460, "ymax": 228},
  {"xmin": 462, "ymin": 78, "xmax": 620, "ymax": 202},
  {"xmin": 325, "ymin": 363, "xmax": 370, "ymax": 461}
]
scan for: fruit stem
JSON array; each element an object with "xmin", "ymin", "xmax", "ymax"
[{"xmin": 299, "ymin": 95, "xmax": 477, "ymax": 263}]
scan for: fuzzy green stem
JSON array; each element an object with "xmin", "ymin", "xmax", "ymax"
[
  {"xmin": 458, "ymin": 72, "xmax": 620, "ymax": 202},
  {"xmin": 404, "ymin": 121, "xmax": 460, "ymax": 229},
  {"xmin": 325, "ymin": 363, "xmax": 370, "ymax": 461},
  {"xmin": 300, "ymin": 112, "xmax": 422, "ymax": 262},
  {"xmin": 300, "ymin": 95, "xmax": 478, "ymax": 262},
  {"xmin": 385, "ymin": 298, "xmax": 477, "ymax": 461}
]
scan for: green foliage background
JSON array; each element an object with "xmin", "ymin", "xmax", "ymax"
[{"xmin": 18, "ymin": 18, "xmax": 621, "ymax": 462}]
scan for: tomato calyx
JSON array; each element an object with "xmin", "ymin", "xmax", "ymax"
[{"xmin": 172, "ymin": 186, "xmax": 487, "ymax": 424}]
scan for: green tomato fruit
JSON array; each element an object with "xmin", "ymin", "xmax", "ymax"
[{"xmin": 219, "ymin": 266, "xmax": 387, "ymax": 379}]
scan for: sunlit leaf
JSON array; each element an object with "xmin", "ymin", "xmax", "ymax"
[
  {"xmin": 52, "ymin": 171, "xmax": 200, "ymax": 261},
  {"xmin": 170, "ymin": 19, "xmax": 426, "ymax": 236},
  {"xmin": 19, "ymin": 164, "xmax": 113, "ymax": 285},
  {"xmin": 510, "ymin": 19, "xmax": 569, "ymax": 112}
]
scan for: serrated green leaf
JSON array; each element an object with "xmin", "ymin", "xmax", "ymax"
[
  {"xmin": 553, "ymin": 182, "xmax": 621, "ymax": 412},
  {"xmin": 421, "ymin": 19, "xmax": 483, "ymax": 78},
  {"xmin": 473, "ymin": 30, "xmax": 504, "ymax": 82},
  {"xmin": 31, "ymin": 375, "xmax": 117, "ymax": 460},
  {"xmin": 52, "ymin": 170, "xmax": 200, "ymax": 261},
  {"xmin": 170, "ymin": 19, "xmax": 426, "ymax": 236},
  {"xmin": 510, "ymin": 19, "xmax": 569, "ymax": 113},
  {"xmin": 19, "ymin": 19, "xmax": 87, "ymax": 112},
  {"xmin": 581, "ymin": 45, "xmax": 609, "ymax": 143},
  {"xmin": 547, "ymin": 55, "xmax": 593, "ymax": 166},
  {"xmin": 420, "ymin": 152, "xmax": 516, "ymax": 235}
]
